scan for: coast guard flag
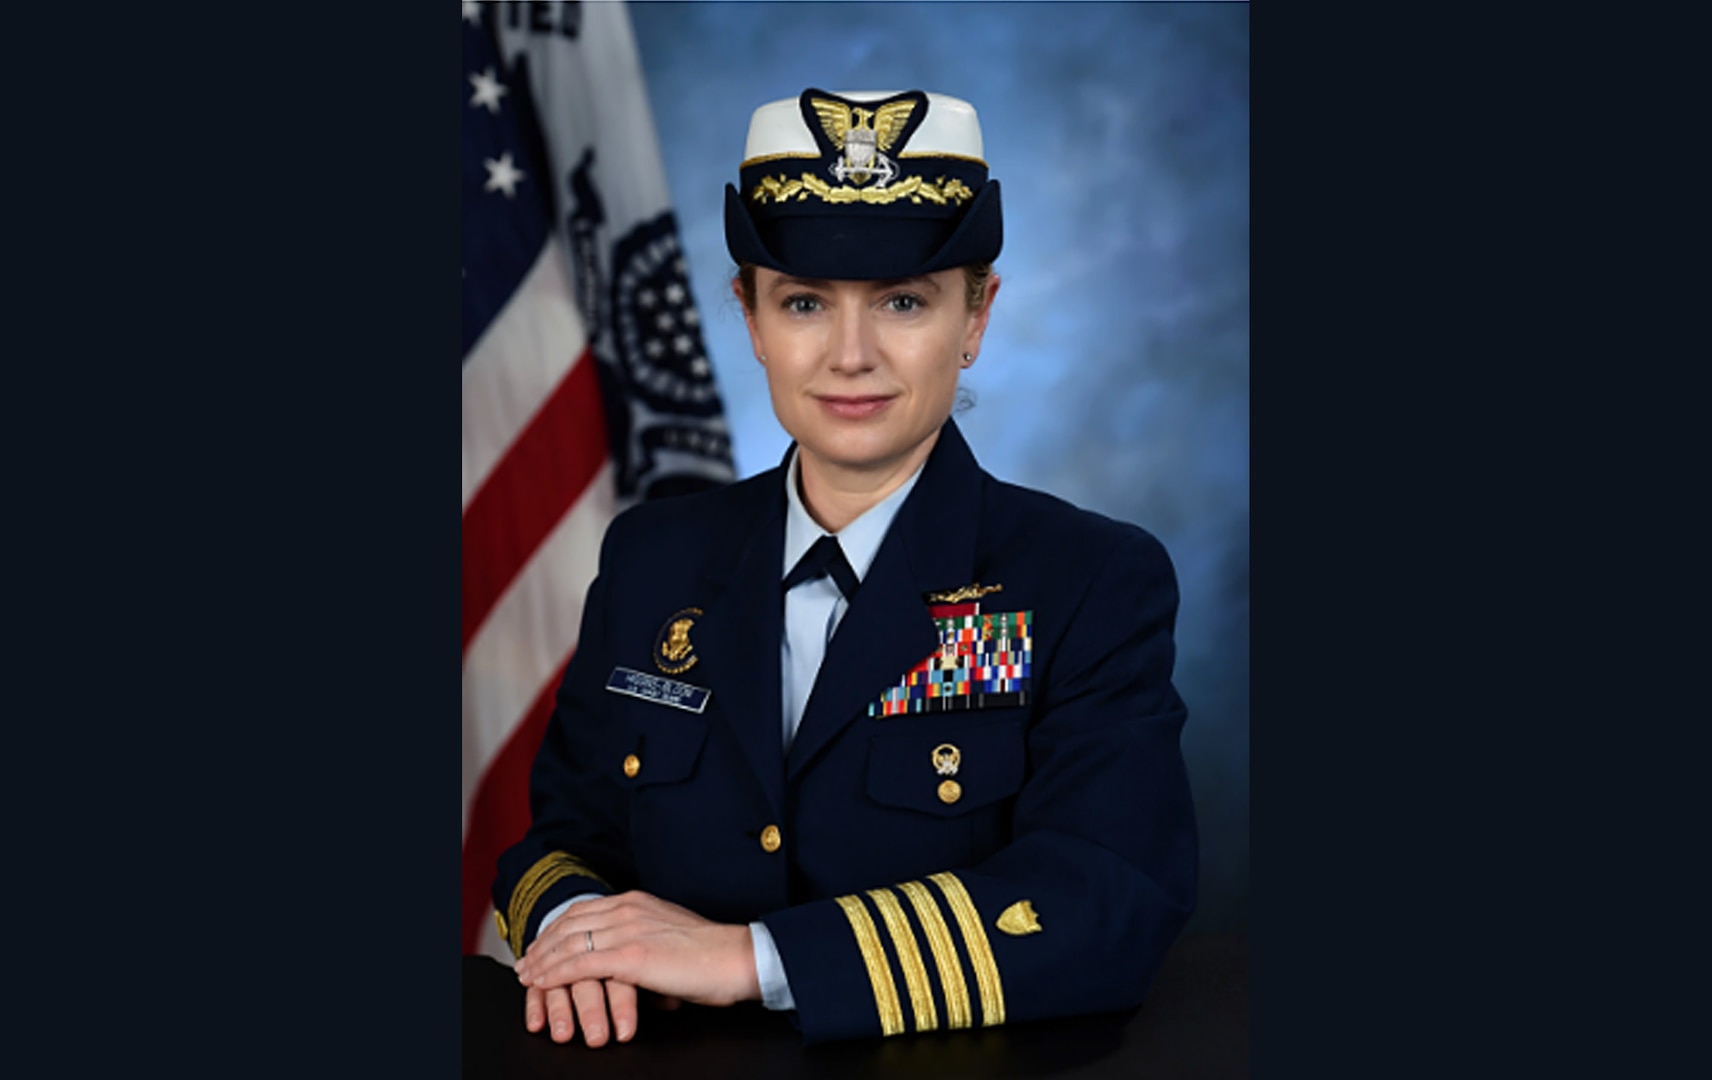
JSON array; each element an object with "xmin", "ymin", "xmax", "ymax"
[{"xmin": 462, "ymin": 0, "xmax": 734, "ymax": 962}]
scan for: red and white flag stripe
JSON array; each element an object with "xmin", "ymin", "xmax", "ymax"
[
  {"xmin": 461, "ymin": 232, "xmax": 615, "ymax": 962},
  {"xmin": 462, "ymin": 1, "xmax": 732, "ymax": 964}
]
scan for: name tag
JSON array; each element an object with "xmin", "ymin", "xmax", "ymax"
[{"xmin": 605, "ymin": 666, "xmax": 711, "ymax": 714}]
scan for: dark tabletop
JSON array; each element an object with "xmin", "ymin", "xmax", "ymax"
[{"xmin": 463, "ymin": 931, "xmax": 1247, "ymax": 1079}]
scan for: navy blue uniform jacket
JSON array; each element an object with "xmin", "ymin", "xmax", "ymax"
[{"xmin": 493, "ymin": 419, "xmax": 1197, "ymax": 1044}]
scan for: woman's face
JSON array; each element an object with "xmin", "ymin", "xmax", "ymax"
[{"xmin": 738, "ymin": 267, "xmax": 997, "ymax": 482}]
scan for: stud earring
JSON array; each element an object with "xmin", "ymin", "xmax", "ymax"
[{"xmin": 962, "ymin": 352, "xmax": 974, "ymax": 364}]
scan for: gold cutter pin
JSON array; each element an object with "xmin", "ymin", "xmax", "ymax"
[{"xmin": 934, "ymin": 743, "xmax": 962, "ymax": 804}]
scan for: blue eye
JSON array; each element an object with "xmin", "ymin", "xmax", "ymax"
[
  {"xmin": 885, "ymin": 293, "xmax": 925, "ymax": 313},
  {"xmin": 783, "ymin": 294, "xmax": 822, "ymax": 314}
]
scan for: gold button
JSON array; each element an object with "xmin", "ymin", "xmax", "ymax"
[
  {"xmin": 623, "ymin": 754, "xmax": 641, "ymax": 778},
  {"xmin": 760, "ymin": 824, "xmax": 782, "ymax": 853},
  {"xmin": 938, "ymin": 780, "xmax": 963, "ymax": 805}
]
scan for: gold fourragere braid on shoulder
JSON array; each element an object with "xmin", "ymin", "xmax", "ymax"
[
  {"xmin": 929, "ymin": 872, "xmax": 1006, "ymax": 1026},
  {"xmin": 503, "ymin": 852, "xmax": 611, "ymax": 958}
]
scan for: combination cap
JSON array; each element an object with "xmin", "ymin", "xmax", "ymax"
[{"xmin": 724, "ymin": 88, "xmax": 1003, "ymax": 280}]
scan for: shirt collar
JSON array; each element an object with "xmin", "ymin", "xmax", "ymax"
[{"xmin": 782, "ymin": 447, "xmax": 926, "ymax": 584}]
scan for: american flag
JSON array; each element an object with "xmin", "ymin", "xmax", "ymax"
[{"xmin": 461, "ymin": 0, "xmax": 733, "ymax": 962}]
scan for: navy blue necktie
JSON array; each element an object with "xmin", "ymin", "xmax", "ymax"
[{"xmin": 783, "ymin": 535, "xmax": 860, "ymax": 601}]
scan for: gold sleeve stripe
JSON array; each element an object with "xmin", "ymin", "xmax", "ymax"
[
  {"xmin": 508, "ymin": 855, "xmax": 605, "ymax": 956},
  {"xmin": 866, "ymin": 888, "xmax": 937, "ymax": 1032},
  {"xmin": 834, "ymin": 894, "xmax": 905, "ymax": 1037},
  {"xmin": 897, "ymin": 879, "xmax": 972, "ymax": 1030},
  {"xmin": 508, "ymin": 857, "xmax": 565, "ymax": 953},
  {"xmin": 505, "ymin": 853, "xmax": 610, "ymax": 957},
  {"xmin": 508, "ymin": 858, "xmax": 571, "ymax": 957},
  {"xmin": 509, "ymin": 853, "xmax": 606, "ymax": 929},
  {"xmin": 928, "ymin": 872, "xmax": 1006, "ymax": 1027}
]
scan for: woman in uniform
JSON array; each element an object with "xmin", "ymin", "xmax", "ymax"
[{"xmin": 497, "ymin": 87, "xmax": 1198, "ymax": 1047}]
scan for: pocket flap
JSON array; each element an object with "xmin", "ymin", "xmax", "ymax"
[{"xmin": 620, "ymin": 707, "xmax": 710, "ymax": 788}]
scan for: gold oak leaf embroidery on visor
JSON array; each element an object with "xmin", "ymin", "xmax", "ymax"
[{"xmin": 750, "ymin": 174, "xmax": 975, "ymax": 207}]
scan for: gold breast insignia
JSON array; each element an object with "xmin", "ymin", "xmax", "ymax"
[
  {"xmin": 924, "ymin": 583, "xmax": 1003, "ymax": 605},
  {"xmin": 996, "ymin": 900, "xmax": 1042, "ymax": 936},
  {"xmin": 933, "ymin": 743, "xmax": 962, "ymax": 804},
  {"xmin": 663, "ymin": 620, "xmax": 693, "ymax": 661},
  {"xmin": 652, "ymin": 607, "xmax": 704, "ymax": 675},
  {"xmin": 932, "ymin": 743, "xmax": 961, "ymax": 776}
]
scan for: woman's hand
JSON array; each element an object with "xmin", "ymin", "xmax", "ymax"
[
  {"xmin": 523, "ymin": 979, "xmax": 639, "ymax": 1047},
  {"xmin": 515, "ymin": 891, "xmax": 761, "ymax": 1011}
]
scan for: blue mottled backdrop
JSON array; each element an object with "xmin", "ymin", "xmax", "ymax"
[{"xmin": 629, "ymin": 0, "xmax": 1248, "ymax": 935}]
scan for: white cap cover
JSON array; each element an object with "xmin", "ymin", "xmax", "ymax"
[{"xmin": 742, "ymin": 91, "xmax": 985, "ymax": 165}]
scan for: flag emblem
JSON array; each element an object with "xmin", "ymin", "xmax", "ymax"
[{"xmin": 462, "ymin": 1, "xmax": 734, "ymax": 963}]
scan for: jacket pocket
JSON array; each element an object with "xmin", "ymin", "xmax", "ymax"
[
  {"xmin": 618, "ymin": 705, "xmax": 710, "ymax": 789},
  {"xmin": 865, "ymin": 717, "xmax": 1026, "ymax": 818}
]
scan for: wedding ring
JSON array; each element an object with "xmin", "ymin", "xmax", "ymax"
[{"xmin": 586, "ymin": 930, "xmax": 595, "ymax": 953}]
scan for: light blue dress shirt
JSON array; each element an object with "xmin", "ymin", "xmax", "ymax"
[{"xmin": 539, "ymin": 447, "xmax": 926, "ymax": 1014}]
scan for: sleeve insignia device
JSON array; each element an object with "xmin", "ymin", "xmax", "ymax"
[{"xmin": 996, "ymin": 900, "xmax": 1043, "ymax": 937}]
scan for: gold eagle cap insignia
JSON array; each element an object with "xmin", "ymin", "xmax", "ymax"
[
  {"xmin": 996, "ymin": 900, "xmax": 1042, "ymax": 936},
  {"xmin": 809, "ymin": 97, "xmax": 918, "ymax": 153}
]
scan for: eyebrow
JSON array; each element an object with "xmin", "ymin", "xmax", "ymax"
[{"xmin": 768, "ymin": 275, "xmax": 942, "ymax": 293}]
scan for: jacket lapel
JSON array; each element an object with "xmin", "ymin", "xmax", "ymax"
[
  {"xmin": 690, "ymin": 473, "xmax": 788, "ymax": 820},
  {"xmin": 786, "ymin": 420, "xmax": 985, "ymax": 779}
]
